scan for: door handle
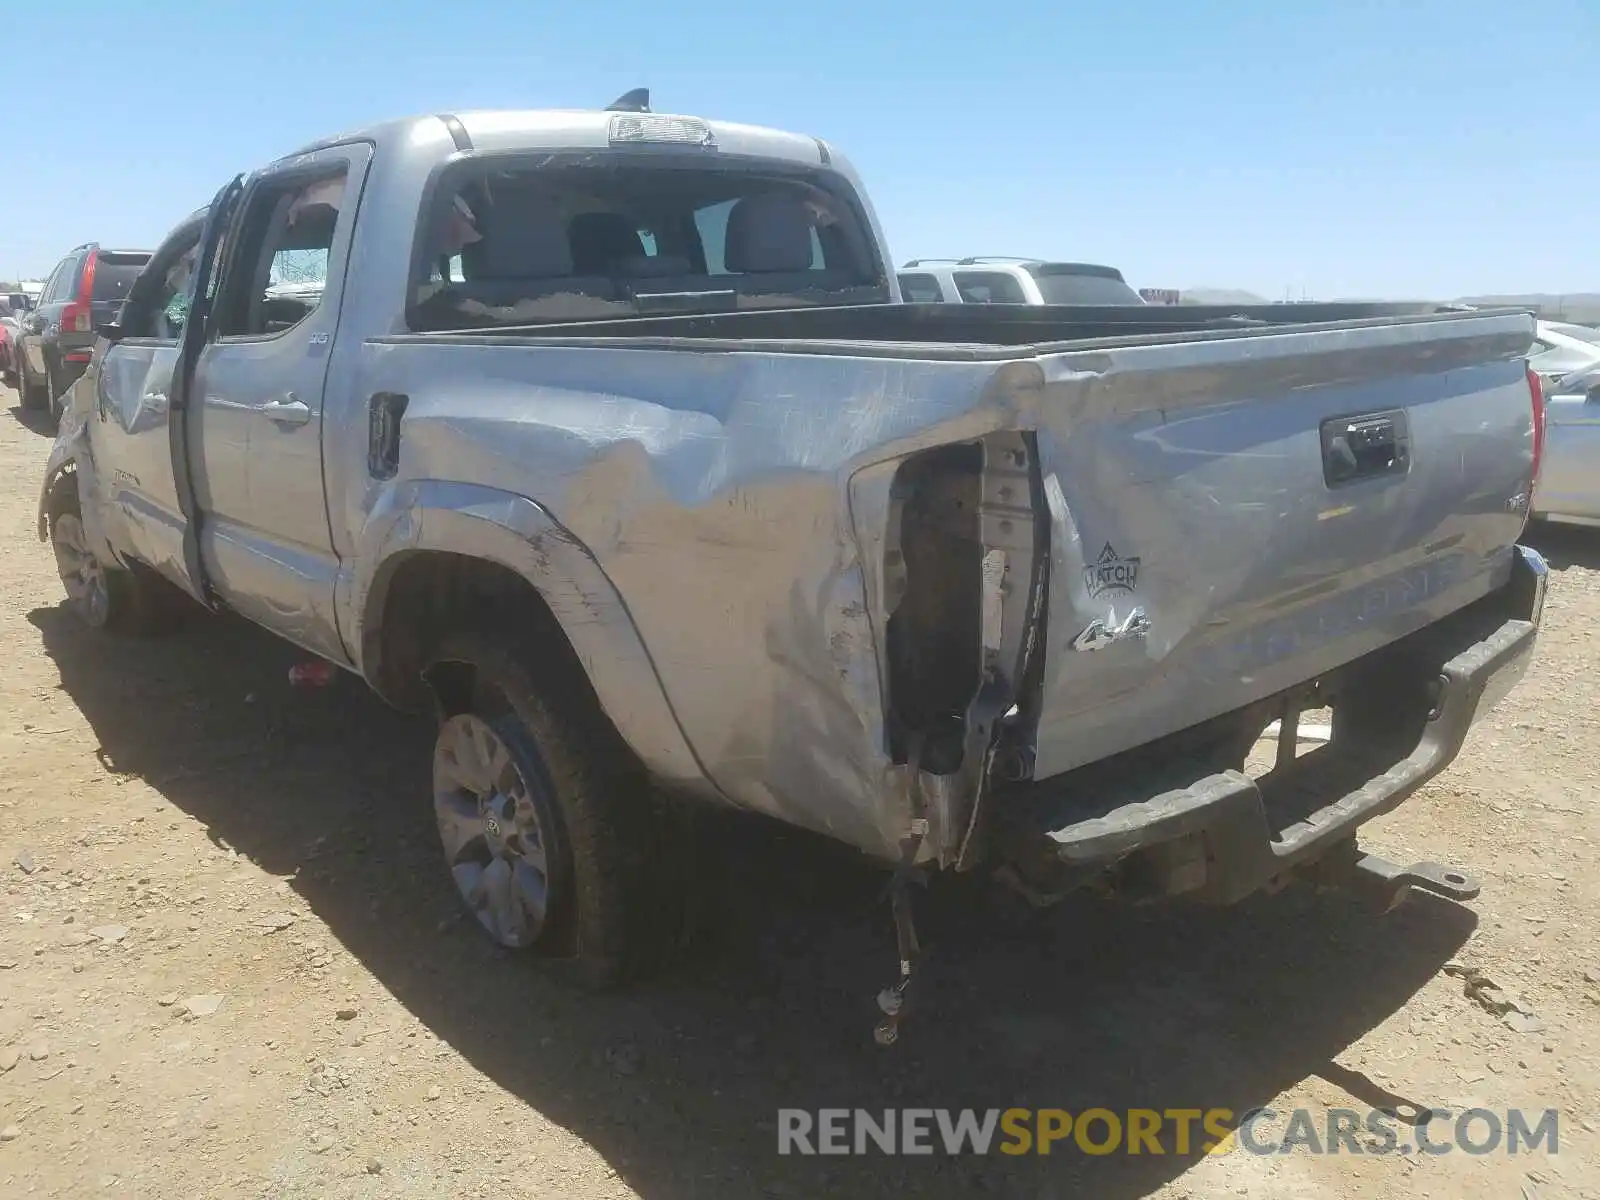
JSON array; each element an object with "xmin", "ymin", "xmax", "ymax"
[{"xmin": 261, "ymin": 394, "xmax": 312, "ymax": 426}]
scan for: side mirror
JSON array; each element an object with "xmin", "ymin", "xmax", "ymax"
[{"xmin": 95, "ymin": 321, "xmax": 125, "ymax": 344}]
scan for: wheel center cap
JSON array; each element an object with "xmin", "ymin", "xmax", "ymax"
[{"xmin": 481, "ymin": 793, "xmax": 516, "ymax": 848}]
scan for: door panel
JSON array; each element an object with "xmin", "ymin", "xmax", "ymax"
[
  {"xmin": 189, "ymin": 143, "xmax": 371, "ymax": 662},
  {"xmin": 86, "ymin": 212, "xmax": 214, "ymax": 599},
  {"xmin": 94, "ymin": 342, "xmax": 188, "ymax": 585}
]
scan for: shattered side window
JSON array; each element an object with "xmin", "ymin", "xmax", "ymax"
[{"xmin": 149, "ymin": 241, "xmax": 201, "ymax": 339}]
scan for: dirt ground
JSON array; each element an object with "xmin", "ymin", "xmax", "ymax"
[{"xmin": 0, "ymin": 387, "xmax": 1595, "ymax": 1200}]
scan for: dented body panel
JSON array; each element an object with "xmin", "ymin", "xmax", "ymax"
[
  {"xmin": 46, "ymin": 107, "xmax": 1545, "ymax": 881},
  {"xmin": 332, "ymin": 308, "xmax": 1536, "ymax": 864}
]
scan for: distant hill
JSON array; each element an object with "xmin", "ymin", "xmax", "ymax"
[{"xmin": 1179, "ymin": 288, "xmax": 1271, "ymax": 306}]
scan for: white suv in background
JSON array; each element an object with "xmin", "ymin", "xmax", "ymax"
[{"xmin": 897, "ymin": 257, "xmax": 1146, "ymax": 305}]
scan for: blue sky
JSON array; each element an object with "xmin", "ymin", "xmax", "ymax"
[{"xmin": 7, "ymin": 0, "xmax": 1596, "ymax": 298}]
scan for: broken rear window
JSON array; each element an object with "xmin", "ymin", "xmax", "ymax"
[{"xmin": 408, "ymin": 158, "xmax": 889, "ymax": 331}]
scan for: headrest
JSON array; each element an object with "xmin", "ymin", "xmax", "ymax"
[
  {"xmin": 476, "ymin": 193, "xmax": 574, "ymax": 279},
  {"xmin": 281, "ymin": 204, "xmax": 339, "ymax": 252},
  {"xmin": 568, "ymin": 212, "xmax": 646, "ymax": 274},
  {"xmin": 724, "ymin": 193, "xmax": 814, "ymax": 274}
]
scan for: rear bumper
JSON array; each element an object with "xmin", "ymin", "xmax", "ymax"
[
  {"xmin": 996, "ymin": 545, "xmax": 1547, "ymax": 905},
  {"xmin": 56, "ymin": 338, "xmax": 94, "ymax": 380}
]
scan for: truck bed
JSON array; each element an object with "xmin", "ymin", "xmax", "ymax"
[
  {"xmin": 356, "ymin": 302, "xmax": 1537, "ymax": 862},
  {"xmin": 406, "ymin": 299, "xmax": 1491, "ymax": 356}
]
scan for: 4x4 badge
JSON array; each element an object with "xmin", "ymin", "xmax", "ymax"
[
  {"xmin": 1072, "ymin": 607, "xmax": 1152, "ymax": 652},
  {"xmin": 1084, "ymin": 543, "xmax": 1140, "ymax": 598}
]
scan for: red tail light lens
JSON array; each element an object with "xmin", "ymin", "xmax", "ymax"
[
  {"xmin": 1525, "ymin": 361, "xmax": 1546, "ymax": 486},
  {"xmin": 61, "ymin": 250, "xmax": 96, "ymax": 334}
]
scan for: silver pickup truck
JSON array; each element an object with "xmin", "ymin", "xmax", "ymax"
[{"xmin": 39, "ymin": 98, "xmax": 1549, "ymax": 1033}]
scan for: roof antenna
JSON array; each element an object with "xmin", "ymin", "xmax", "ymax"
[{"xmin": 605, "ymin": 87, "xmax": 650, "ymax": 113}]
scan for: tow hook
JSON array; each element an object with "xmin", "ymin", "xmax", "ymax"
[{"xmin": 1306, "ymin": 845, "xmax": 1480, "ymax": 913}]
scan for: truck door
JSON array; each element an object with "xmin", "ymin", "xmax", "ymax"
[
  {"xmin": 88, "ymin": 213, "xmax": 210, "ymax": 595},
  {"xmin": 186, "ymin": 143, "xmax": 372, "ymax": 662}
]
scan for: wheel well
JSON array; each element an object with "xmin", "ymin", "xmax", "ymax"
[
  {"xmin": 366, "ymin": 551, "xmax": 586, "ymax": 713},
  {"xmin": 39, "ymin": 464, "xmax": 77, "ymax": 539}
]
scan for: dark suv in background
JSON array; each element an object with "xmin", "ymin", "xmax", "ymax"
[{"xmin": 17, "ymin": 243, "xmax": 150, "ymax": 420}]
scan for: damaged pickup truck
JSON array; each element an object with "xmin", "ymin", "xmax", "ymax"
[{"xmin": 41, "ymin": 95, "xmax": 1548, "ymax": 1038}]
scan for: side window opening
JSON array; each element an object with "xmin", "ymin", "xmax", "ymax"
[
  {"xmin": 214, "ymin": 168, "xmax": 349, "ymax": 338},
  {"xmin": 155, "ymin": 243, "xmax": 201, "ymax": 339},
  {"xmin": 111, "ymin": 221, "xmax": 204, "ymax": 341}
]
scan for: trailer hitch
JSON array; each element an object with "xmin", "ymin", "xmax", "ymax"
[{"xmin": 1304, "ymin": 844, "xmax": 1480, "ymax": 913}]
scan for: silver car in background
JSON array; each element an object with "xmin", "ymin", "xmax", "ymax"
[
  {"xmin": 1531, "ymin": 325, "xmax": 1600, "ymax": 523},
  {"xmin": 1528, "ymin": 321, "xmax": 1600, "ymax": 389},
  {"xmin": 896, "ymin": 257, "xmax": 1146, "ymax": 305}
]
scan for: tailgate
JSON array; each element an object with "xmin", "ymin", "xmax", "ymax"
[{"xmin": 1027, "ymin": 311, "xmax": 1536, "ymax": 781}]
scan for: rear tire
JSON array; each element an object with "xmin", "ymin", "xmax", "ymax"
[
  {"xmin": 18, "ymin": 357, "xmax": 45, "ymax": 410},
  {"xmin": 423, "ymin": 630, "xmax": 691, "ymax": 989},
  {"xmin": 45, "ymin": 361, "xmax": 65, "ymax": 425},
  {"xmin": 46, "ymin": 475, "xmax": 184, "ymax": 635}
]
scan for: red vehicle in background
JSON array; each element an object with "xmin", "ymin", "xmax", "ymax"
[
  {"xmin": 0, "ymin": 302, "xmax": 21, "ymax": 387},
  {"xmin": 16, "ymin": 247, "xmax": 149, "ymax": 421}
]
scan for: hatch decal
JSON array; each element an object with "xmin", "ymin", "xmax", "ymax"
[{"xmin": 1084, "ymin": 543, "xmax": 1140, "ymax": 598}]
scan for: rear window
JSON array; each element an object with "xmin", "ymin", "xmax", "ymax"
[
  {"xmin": 409, "ymin": 158, "xmax": 888, "ymax": 330},
  {"xmin": 897, "ymin": 272, "xmax": 947, "ymax": 303},
  {"xmin": 89, "ymin": 251, "xmax": 152, "ymax": 303},
  {"xmin": 952, "ymin": 271, "xmax": 1029, "ymax": 304},
  {"xmin": 1026, "ymin": 265, "xmax": 1144, "ymax": 305}
]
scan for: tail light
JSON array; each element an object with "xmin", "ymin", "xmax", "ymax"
[{"xmin": 60, "ymin": 249, "xmax": 96, "ymax": 334}]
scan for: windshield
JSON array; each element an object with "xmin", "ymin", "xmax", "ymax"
[
  {"xmin": 410, "ymin": 159, "xmax": 888, "ymax": 330},
  {"xmin": 1027, "ymin": 266, "xmax": 1144, "ymax": 305}
]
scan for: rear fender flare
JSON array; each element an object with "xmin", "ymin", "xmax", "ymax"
[{"xmin": 349, "ymin": 480, "xmax": 712, "ymax": 793}]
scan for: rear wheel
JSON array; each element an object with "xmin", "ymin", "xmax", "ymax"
[
  {"xmin": 434, "ymin": 712, "xmax": 569, "ymax": 951},
  {"xmin": 45, "ymin": 361, "xmax": 65, "ymax": 424},
  {"xmin": 46, "ymin": 475, "xmax": 184, "ymax": 635},
  {"xmin": 424, "ymin": 631, "xmax": 690, "ymax": 988},
  {"xmin": 17, "ymin": 356, "xmax": 45, "ymax": 410}
]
